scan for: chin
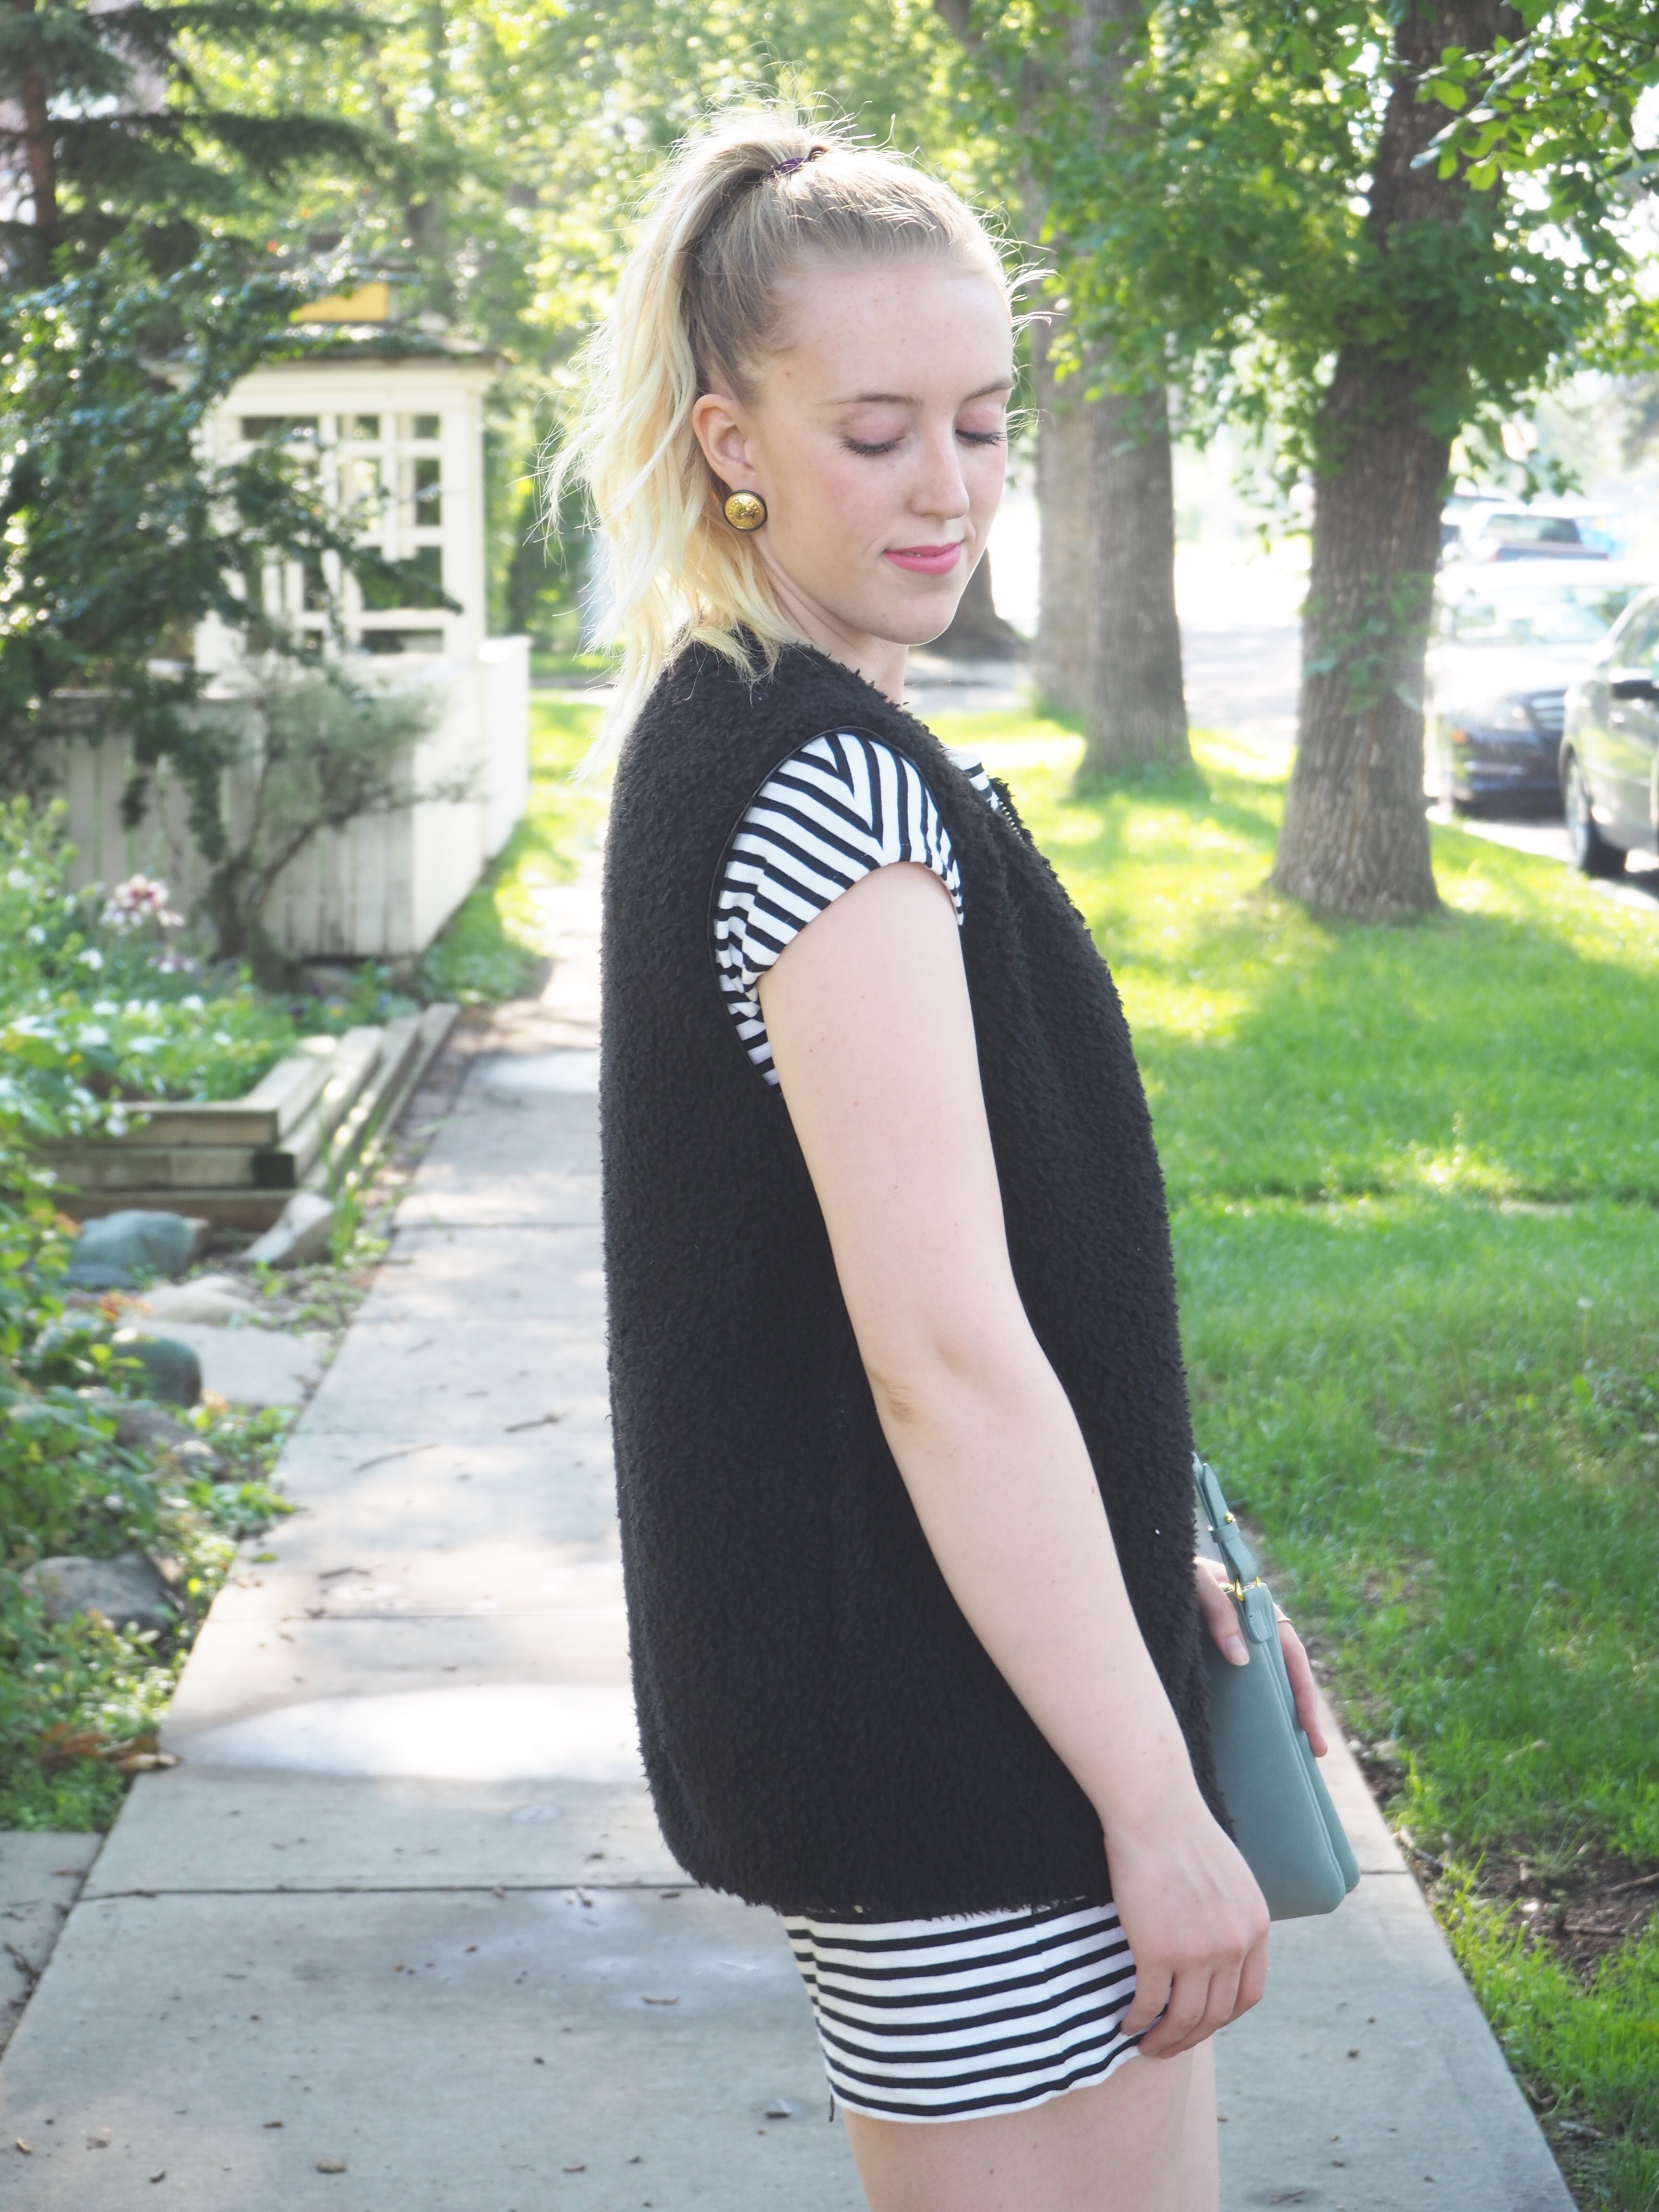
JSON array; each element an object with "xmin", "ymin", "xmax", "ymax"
[{"xmin": 876, "ymin": 589, "xmax": 968, "ymax": 650}]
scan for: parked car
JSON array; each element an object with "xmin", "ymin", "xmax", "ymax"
[
  {"xmin": 1439, "ymin": 491, "xmax": 1511, "ymax": 560},
  {"xmin": 1560, "ymin": 583, "xmax": 1659, "ymax": 875},
  {"xmin": 1453, "ymin": 505, "xmax": 1608, "ymax": 564},
  {"xmin": 1426, "ymin": 565, "xmax": 1654, "ymax": 811}
]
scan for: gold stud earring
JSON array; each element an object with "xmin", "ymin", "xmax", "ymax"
[{"xmin": 723, "ymin": 490, "xmax": 767, "ymax": 532}]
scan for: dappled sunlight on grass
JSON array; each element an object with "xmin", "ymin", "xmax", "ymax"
[
  {"xmin": 1175, "ymin": 1193, "xmax": 1659, "ymax": 1867},
  {"xmin": 936, "ymin": 707, "xmax": 1659, "ymax": 1206}
]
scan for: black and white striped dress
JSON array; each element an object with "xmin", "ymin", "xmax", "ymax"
[{"xmin": 712, "ymin": 730, "xmax": 1142, "ymax": 2123}]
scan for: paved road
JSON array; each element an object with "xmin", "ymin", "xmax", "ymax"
[
  {"xmin": 902, "ymin": 598, "xmax": 1301, "ymax": 760},
  {"xmin": 0, "ymin": 850, "xmax": 1574, "ymax": 2210}
]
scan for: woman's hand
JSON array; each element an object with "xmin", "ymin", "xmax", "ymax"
[
  {"xmin": 1194, "ymin": 1557, "xmax": 1328, "ymax": 1757},
  {"xmin": 1110, "ymin": 1793, "xmax": 1271, "ymax": 2058}
]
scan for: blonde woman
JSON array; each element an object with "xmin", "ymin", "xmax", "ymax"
[{"xmin": 560, "ymin": 112, "xmax": 1326, "ymax": 2212}]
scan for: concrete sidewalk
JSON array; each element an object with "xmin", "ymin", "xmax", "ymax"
[{"xmin": 0, "ymin": 862, "xmax": 1572, "ymax": 2211}]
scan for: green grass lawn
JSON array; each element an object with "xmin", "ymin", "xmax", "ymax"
[
  {"xmin": 417, "ymin": 697, "xmax": 605, "ymax": 1003},
  {"xmin": 936, "ymin": 710, "xmax": 1659, "ymax": 2212}
]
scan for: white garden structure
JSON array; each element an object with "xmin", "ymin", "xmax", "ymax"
[{"xmin": 60, "ymin": 340, "xmax": 530, "ymax": 962}]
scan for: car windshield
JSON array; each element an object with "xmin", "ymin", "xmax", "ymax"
[
  {"xmin": 1439, "ymin": 580, "xmax": 1641, "ymax": 647},
  {"xmin": 1481, "ymin": 513, "xmax": 1582, "ymax": 546}
]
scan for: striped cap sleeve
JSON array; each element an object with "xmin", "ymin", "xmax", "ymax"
[{"xmin": 711, "ymin": 733, "xmax": 964, "ymax": 1088}]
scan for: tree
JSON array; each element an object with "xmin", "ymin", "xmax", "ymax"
[
  {"xmin": 933, "ymin": 552, "xmax": 1027, "ymax": 659},
  {"xmin": 0, "ymin": 248, "xmax": 450, "ymax": 802},
  {"xmin": 1038, "ymin": 0, "xmax": 1659, "ymax": 914},
  {"xmin": 1270, "ymin": 0, "xmax": 1515, "ymax": 913},
  {"xmin": 1274, "ymin": 0, "xmax": 1659, "ymax": 914},
  {"xmin": 938, "ymin": 0, "xmax": 1190, "ymax": 772},
  {"xmin": 0, "ymin": 0, "xmax": 467, "ymax": 815},
  {"xmin": 1069, "ymin": 0, "xmax": 1188, "ymax": 781},
  {"xmin": 1030, "ymin": 319, "xmax": 1090, "ymax": 710},
  {"xmin": 0, "ymin": 0, "xmax": 370, "ymax": 280}
]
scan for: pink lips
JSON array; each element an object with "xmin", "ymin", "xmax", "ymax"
[{"xmin": 884, "ymin": 542, "xmax": 964, "ymax": 576}]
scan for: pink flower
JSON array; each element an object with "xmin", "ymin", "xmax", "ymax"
[{"xmin": 101, "ymin": 875, "xmax": 182, "ymax": 931}]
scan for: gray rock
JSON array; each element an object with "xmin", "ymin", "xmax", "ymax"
[
  {"xmin": 139, "ymin": 1274, "xmax": 256, "ymax": 1325},
  {"xmin": 59, "ymin": 1261, "xmax": 135, "ymax": 1293},
  {"xmin": 112, "ymin": 1404, "xmax": 226, "ymax": 1479},
  {"xmin": 243, "ymin": 1192, "xmax": 335, "ymax": 1269},
  {"xmin": 123, "ymin": 1320, "xmax": 325, "ymax": 1408},
  {"xmin": 64, "ymin": 1212, "xmax": 208, "ymax": 1291},
  {"xmin": 20, "ymin": 1552, "xmax": 177, "ymax": 1636},
  {"xmin": 109, "ymin": 1332, "xmax": 203, "ymax": 1407}
]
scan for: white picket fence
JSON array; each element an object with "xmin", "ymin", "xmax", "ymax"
[{"xmin": 54, "ymin": 637, "xmax": 529, "ymax": 962}]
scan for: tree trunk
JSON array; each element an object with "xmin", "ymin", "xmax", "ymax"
[
  {"xmin": 1272, "ymin": 0, "xmax": 1506, "ymax": 915},
  {"xmin": 933, "ymin": 0, "xmax": 1186, "ymax": 757},
  {"xmin": 16, "ymin": 0, "xmax": 58, "ymax": 276},
  {"xmin": 1271, "ymin": 382, "xmax": 1445, "ymax": 915},
  {"xmin": 933, "ymin": 549, "xmax": 1026, "ymax": 661},
  {"xmin": 1032, "ymin": 317, "xmax": 1090, "ymax": 712},
  {"xmin": 1080, "ymin": 381, "xmax": 1189, "ymax": 780},
  {"xmin": 1072, "ymin": 0, "xmax": 1189, "ymax": 782}
]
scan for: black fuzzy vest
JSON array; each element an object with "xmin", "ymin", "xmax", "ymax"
[{"xmin": 601, "ymin": 642, "xmax": 1221, "ymax": 1917}]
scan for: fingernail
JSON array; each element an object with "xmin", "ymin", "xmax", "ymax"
[{"xmin": 1226, "ymin": 1635, "xmax": 1248, "ymax": 1665}]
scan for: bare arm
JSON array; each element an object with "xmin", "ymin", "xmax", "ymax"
[{"xmin": 759, "ymin": 861, "xmax": 1269, "ymax": 2055}]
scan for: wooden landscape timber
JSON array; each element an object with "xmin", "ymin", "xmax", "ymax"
[{"xmin": 44, "ymin": 1003, "xmax": 459, "ymax": 1227}]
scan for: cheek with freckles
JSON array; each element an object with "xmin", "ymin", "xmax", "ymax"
[{"xmin": 763, "ymin": 448, "xmax": 904, "ymax": 579}]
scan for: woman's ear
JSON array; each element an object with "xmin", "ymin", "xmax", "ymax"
[{"xmin": 691, "ymin": 392, "xmax": 759, "ymax": 493}]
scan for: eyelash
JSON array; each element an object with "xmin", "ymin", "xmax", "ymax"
[{"xmin": 841, "ymin": 428, "xmax": 1006, "ymax": 458}]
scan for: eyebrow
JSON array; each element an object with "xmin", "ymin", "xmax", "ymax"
[{"xmin": 826, "ymin": 379, "xmax": 1014, "ymax": 407}]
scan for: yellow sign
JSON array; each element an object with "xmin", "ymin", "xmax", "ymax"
[{"xmin": 294, "ymin": 282, "xmax": 395, "ymax": 325}]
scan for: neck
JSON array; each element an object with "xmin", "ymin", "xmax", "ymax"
[{"xmin": 758, "ymin": 565, "xmax": 909, "ymax": 705}]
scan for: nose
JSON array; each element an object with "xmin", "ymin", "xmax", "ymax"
[{"xmin": 911, "ymin": 420, "xmax": 971, "ymax": 526}]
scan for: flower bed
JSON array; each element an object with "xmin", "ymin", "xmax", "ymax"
[
  {"xmin": 1, "ymin": 802, "xmax": 301, "ymax": 1143},
  {"xmin": 0, "ymin": 799, "xmax": 462, "ymax": 1827},
  {"xmin": 1, "ymin": 799, "xmax": 453, "ymax": 1225}
]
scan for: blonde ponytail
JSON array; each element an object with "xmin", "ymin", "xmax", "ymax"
[{"xmin": 548, "ymin": 108, "xmax": 1011, "ymax": 749}]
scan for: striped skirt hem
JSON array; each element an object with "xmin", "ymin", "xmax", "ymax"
[{"xmin": 782, "ymin": 1897, "xmax": 1141, "ymax": 2124}]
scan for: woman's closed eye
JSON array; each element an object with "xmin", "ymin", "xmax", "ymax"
[{"xmin": 841, "ymin": 424, "xmax": 1007, "ymax": 458}]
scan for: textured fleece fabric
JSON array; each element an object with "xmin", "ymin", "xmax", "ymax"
[{"xmin": 601, "ymin": 641, "xmax": 1223, "ymax": 1919}]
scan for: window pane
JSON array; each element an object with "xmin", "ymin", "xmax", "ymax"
[
  {"xmin": 357, "ymin": 545, "xmax": 443, "ymax": 610},
  {"xmin": 1487, "ymin": 513, "xmax": 1581, "ymax": 546},
  {"xmin": 413, "ymin": 457, "xmax": 441, "ymax": 526},
  {"xmin": 241, "ymin": 415, "xmax": 319, "ymax": 442},
  {"xmin": 358, "ymin": 628, "xmax": 444, "ymax": 655},
  {"xmin": 341, "ymin": 457, "xmax": 382, "ymax": 513},
  {"xmin": 1613, "ymin": 604, "xmax": 1659, "ymax": 672},
  {"xmin": 351, "ymin": 414, "xmax": 381, "ymax": 440},
  {"xmin": 412, "ymin": 413, "xmax": 440, "ymax": 440},
  {"xmin": 1444, "ymin": 579, "xmax": 1642, "ymax": 649}
]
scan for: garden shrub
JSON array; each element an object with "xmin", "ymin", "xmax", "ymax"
[{"xmin": 0, "ymin": 1180, "xmax": 293, "ymax": 1826}]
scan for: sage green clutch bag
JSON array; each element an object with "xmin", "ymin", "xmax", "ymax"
[{"xmin": 1195, "ymin": 1455, "xmax": 1360, "ymax": 1921}]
